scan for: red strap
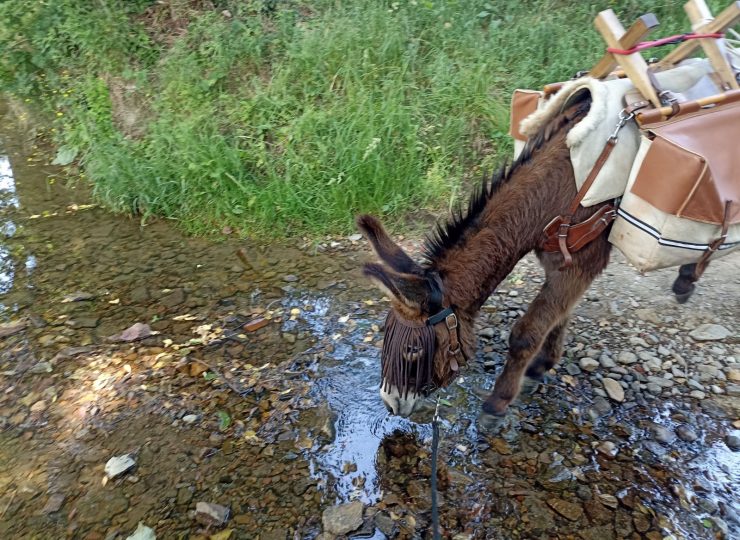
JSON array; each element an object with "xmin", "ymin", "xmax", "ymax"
[{"xmin": 607, "ymin": 32, "xmax": 724, "ymax": 55}]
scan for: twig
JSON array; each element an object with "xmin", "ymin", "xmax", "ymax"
[{"xmin": 0, "ymin": 488, "xmax": 17, "ymax": 519}]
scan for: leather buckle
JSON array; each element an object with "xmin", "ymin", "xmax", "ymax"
[
  {"xmin": 445, "ymin": 313, "xmax": 458, "ymax": 330},
  {"xmin": 557, "ymin": 222, "xmax": 570, "ymax": 238},
  {"xmin": 448, "ymin": 344, "xmax": 461, "ymax": 356}
]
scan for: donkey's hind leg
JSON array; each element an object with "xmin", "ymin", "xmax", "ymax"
[
  {"xmin": 482, "ymin": 240, "xmax": 610, "ymax": 416},
  {"xmin": 525, "ymin": 317, "xmax": 569, "ymax": 380},
  {"xmin": 672, "ymin": 263, "xmax": 707, "ymax": 304}
]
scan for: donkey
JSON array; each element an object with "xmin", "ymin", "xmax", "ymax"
[{"xmin": 357, "ymin": 97, "xmax": 703, "ymax": 418}]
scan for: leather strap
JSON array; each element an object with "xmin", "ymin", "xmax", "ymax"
[
  {"xmin": 540, "ymin": 138, "xmax": 617, "ymax": 268},
  {"xmin": 693, "ymin": 200, "xmax": 733, "ymax": 279},
  {"xmin": 426, "ymin": 306, "xmax": 464, "ymax": 371},
  {"xmin": 542, "ymin": 204, "xmax": 617, "ymax": 252}
]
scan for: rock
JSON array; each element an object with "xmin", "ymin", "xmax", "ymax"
[
  {"xmin": 591, "ymin": 396, "xmax": 612, "ymax": 417},
  {"xmin": 546, "ymin": 497, "xmax": 583, "ymax": 521},
  {"xmin": 348, "ymin": 233, "xmax": 362, "ymax": 242},
  {"xmin": 602, "ymin": 378, "xmax": 624, "ymax": 402},
  {"xmin": 69, "ymin": 316, "xmax": 100, "ymax": 329},
  {"xmin": 30, "ymin": 362, "xmax": 53, "ymax": 374},
  {"xmin": 62, "ymin": 292, "xmax": 95, "ymax": 302},
  {"xmin": 129, "ymin": 286, "xmax": 150, "ymax": 303},
  {"xmin": 689, "ymin": 324, "xmax": 730, "ymax": 341},
  {"xmin": 676, "ymin": 425, "xmax": 698, "ymax": 442},
  {"xmin": 374, "ymin": 512, "xmax": 396, "ymax": 537},
  {"xmin": 322, "ymin": 501, "xmax": 363, "ymax": 535},
  {"xmin": 579, "ymin": 358, "xmax": 599, "ymax": 372},
  {"xmin": 595, "ymin": 440, "xmax": 618, "ymax": 458},
  {"xmin": 41, "ymin": 493, "xmax": 66, "ymax": 514},
  {"xmin": 30, "ymin": 400, "xmax": 47, "ymax": 413},
  {"xmin": 182, "ymin": 414, "xmax": 198, "ymax": 424},
  {"xmin": 243, "ymin": 318, "xmax": 269, "ymax": 332},
  {"xmin": 599, "ymin": 354, "xmax": 616, "ymax": 369},
  {"xmin": 618, "ymin": 351, "xmax": 637, "ymax": 365},
  {"xmin": 161, "ymin": 289, "xmax": 186, "ymax": 308},
  {"xmin": 635, "ymin": 308, "xmax": 660, "ymax": 324},
  {"xmin": 109, "ymin": 323, "xmax": 151, "ymax": 343},
  {"xmin": 565, "ymin": 363, "xmax": 581, "ymax": 376},
  {"xmin": 126, "ymin": 522, "xmax": 156, "ymax": 540},
  {"xmin": 650, "ymin": 425, "xmax": 676, "ymax": 445},
  {"xmin": 727, "ymin": 369, "xmax": 740, "ymax": 383},
  {"xmin": 0, "ymin": 319, "xmax": 26, "ymax": 338},
  {"xmin": 726, "ymin": 434, "xmax": 740, "ymax": 451},
  {"xmin": 282, "ymin": 274, "xmax": 299, "ymax": 282},
  {"xmin": 105, "ymin": 454, "xmax": 136, "ymax": 478},
  {"xmin": 195, "ymin": 502, "xmax": 230, "ymax": 526}
]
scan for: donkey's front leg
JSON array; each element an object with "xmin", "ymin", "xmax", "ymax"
[
  {"xmin": 525, "ymin": 318, "xmax": 569, "ymax": 380},
  {"xmin": 482, "ymin": 269, "xmax": 595, "ymax": 416}
]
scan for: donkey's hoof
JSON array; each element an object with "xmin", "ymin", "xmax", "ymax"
[
  {"xmin": 477, "ymin": 410, "xmax": 508, "ymax": 432},
  {"xmin": 482, "ymin": 398, "xmax": 508, "ymax": 417},
  {"xmin": 672, "ymin": 280, "xmax": 695, "ymax": 304},
  {"xmin": 674, "ymin": 288, "xmax": 695, "ymax": 304},
  {"xmin": 521, "ymin": 376, "xmax": 546, "ymax": 395}
]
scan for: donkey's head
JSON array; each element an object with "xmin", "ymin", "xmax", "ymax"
[{"xmin": 356, "ymin": 215, "xmax": 474, "ymax": 417}]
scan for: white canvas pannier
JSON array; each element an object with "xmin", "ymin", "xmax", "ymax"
[{"xmin": 608, "ymin": 94, "xmax": 740, "ymax": 271}]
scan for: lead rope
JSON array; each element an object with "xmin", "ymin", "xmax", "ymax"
[{"xmin": 430, "ymin": 394, "xmax": 441, "ymax": 540}]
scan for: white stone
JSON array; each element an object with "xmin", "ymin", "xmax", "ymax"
[
  {"xmin": 105, "ymin": 454, "xmax": 136, "ymax": 479},
  {"xmin": 126, "ymin": 523, "xmax": 156, "ymax": 540},
  {"xmin": 689, "ymin": 324, "xmax": 731, "ymax": 342}
]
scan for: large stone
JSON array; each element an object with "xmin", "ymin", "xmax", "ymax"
[
  {"xmin": 602, "ymin": 378, "xmax": 624, "ymax": 402},
  {"xmin": 322, "ymin": 501, "xmax": 363, "ymax": 535},
  {"xmin": 546, "ymin": 497, "xmax": 583, "ymax": 521},
  {"xmin": 689, "ymin": 324, "xmax": 730, "ymax": 342}
]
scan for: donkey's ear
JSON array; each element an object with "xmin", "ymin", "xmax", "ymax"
[
  {"xmin": 356, "ymin": 214, "xmax": 422, "ymax": 275},
  {"xmin": 363, "ymin": 263, "xmax": 431, "ymax": 310}
]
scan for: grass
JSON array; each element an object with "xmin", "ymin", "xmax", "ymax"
[{"xmin": 0, "ymin": 0, "xmax": 733, "ymax": 236}]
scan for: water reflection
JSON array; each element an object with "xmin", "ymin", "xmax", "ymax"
[{"xmin": 0, "ymin": 154, "xmax": 18, "ymax": 299}]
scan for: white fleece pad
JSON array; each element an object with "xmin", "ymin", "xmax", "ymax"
[{"xmin": 517, "ymin": 59, "xmax": 715, "ymax": 207}]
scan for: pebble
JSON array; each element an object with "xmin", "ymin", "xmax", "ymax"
[
  {"xmin": 41, "ymin": 493, "xmax": 66, "ymax": 514},
  {"xmin": 126, "ymin": 522, "xmax": 156, "ymax": 540},
  {"xmin": 651, "ymin": 425, "xmax": 676, "ymax": 445},
  {"xmin": 599, "ymin": 354, "xmax": 616, "ymax": 369},
  {"xmin": 322, "ymin": 501, "xmax": 364, "ymax": 535},
  {"xmin": 546, "ymin": 498, "xmax": 583, "ymax": 521},
  {"xmin": 595, "ymin": 440, "xmax": 618, "ymax": 458},
  {"xmin": 282, "ymin": 274, "xmax": 299, "ymax": 282},
  {"xmin": 182, "ymin": 414, "xmax": 198, "ymax": 424},
  {"xmin": 618, "ymin": 351, "xmax": 637, "ymax": 365},
  {"xmin": 676, "ymin": 425, "xmax": 698, "ymax": 442},
  {"xmin": 726, "ymin": 434, "xmax": 740, "ymax": 451},
  {"xmin": 105, "ymin": 454, "xmax": 136, "ymax": 479},
  {"xmin": 602, "ymin": 378, "xmax": 624, "ymax": 402},
  {"xmin": 579, "ymin": 358, "xmax": 599, "ymax": 372},
  {"xmin": 195, "ymin": 501, "xmax": 230, "ymax": 526}
]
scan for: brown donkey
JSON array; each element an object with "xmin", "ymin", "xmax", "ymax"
[{"xmin": 357, "ymin": 97, "xmax": 698, "ymax": 418}]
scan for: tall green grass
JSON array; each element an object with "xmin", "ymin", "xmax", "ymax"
[{"xmin": 0, "ymin": 0, "xmax": 733, "ymax": 236}]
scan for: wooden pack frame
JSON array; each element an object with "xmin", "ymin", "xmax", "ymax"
[{"xmin": 589, "ymin": 0, "xmax": 740, "ymax": 109}]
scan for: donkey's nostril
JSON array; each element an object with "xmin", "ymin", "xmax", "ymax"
[{"xmin": 384, "ymin": 401, "xmax": 394, "ymax": 414}]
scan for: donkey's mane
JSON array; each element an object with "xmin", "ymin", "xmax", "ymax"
[{"xmin": 423, "ymin": 98, "xmax": 591, "ymax": 262}]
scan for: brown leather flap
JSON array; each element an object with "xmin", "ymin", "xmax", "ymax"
[
  {"xmin": 509, "ymin": 89, "xmax": 542, "ymax": 141},
  {"xmin": 542, "ymin": 205, "xmax": 616, "ymax": 253},
  {"xmin": 631, "ymin": 100, "xmax": 740, "ymax": 225}
]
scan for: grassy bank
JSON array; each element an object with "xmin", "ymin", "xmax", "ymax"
[{"xmin": 0, "ymin": 0, "xmax": 727, "ymax": 236}]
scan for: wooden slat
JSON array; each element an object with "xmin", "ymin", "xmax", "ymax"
[
  {"xmin": 683, "ymin": 0, "xmax": 739, "ymax": 89},
  {"xmin": 593, "ymin": 9, "xmax": 662, "ymax": 106},
  {"xmin": 590, "ymin": 13, "xmax": 659, "ymax": 78},
  {"xmin": 659, "ymin": 1, "xmax": 740, "ymax": 67}
]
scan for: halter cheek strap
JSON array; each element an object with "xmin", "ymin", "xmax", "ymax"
[{"xmin": 426, "ymin": 307, "xmax": 464, "ymax": 371}]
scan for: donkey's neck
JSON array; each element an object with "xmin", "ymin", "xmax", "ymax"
[{"xmin": 429, "ymin": 129, "xmax": 575, "ymax": 314}]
